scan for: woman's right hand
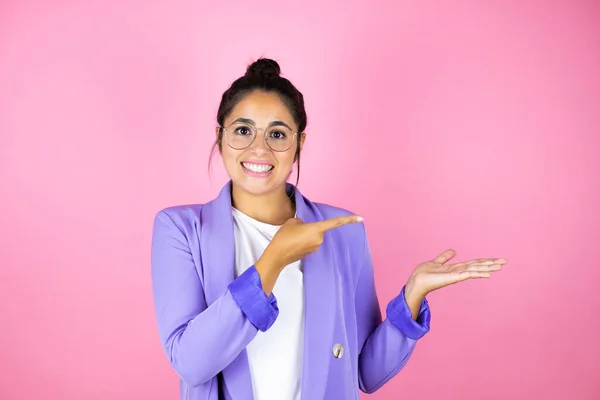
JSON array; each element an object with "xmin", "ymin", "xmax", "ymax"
[{"xmin": 254, "ymin": 215, "xmax": 363, "ymax": 295}]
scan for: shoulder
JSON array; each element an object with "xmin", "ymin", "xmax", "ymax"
[
  {"xmin": 152, "ymin": 204, "xmax": 205, "ymax": 235},
  {"xmin": 312, "ymin": 201, "xmax": 353, "ymax": 219},
  {"xmin": 311, "ymin": 201, "xmax": 368, "ymax": 250},
  {"xmin": 308, "ymin": 201, "xmax": 371, "ymax": 288}
]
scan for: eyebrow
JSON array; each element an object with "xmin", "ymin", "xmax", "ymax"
[{"xmin": 231, "ymin": 117, "xmax": 294, "ymax": 131}]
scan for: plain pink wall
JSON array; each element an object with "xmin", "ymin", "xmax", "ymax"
[{"xmin": 1, "ymin": 1, "xmax": 598, "ymax": 399}]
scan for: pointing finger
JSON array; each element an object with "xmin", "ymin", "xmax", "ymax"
[{"xmin": 312, "ymin": 215, "xmax": 363, "ymax": 232}]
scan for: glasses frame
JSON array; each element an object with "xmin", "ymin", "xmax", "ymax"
[{"xmin": 220, "ymin": 121, "xmax": 302, "ymax": 152}]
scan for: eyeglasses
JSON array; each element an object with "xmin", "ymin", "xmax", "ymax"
[{"xmin": 220, "ymin": 121, "xmax": 300, "ymax": 152}]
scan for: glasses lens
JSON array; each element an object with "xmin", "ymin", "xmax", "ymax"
[
  {"xmin": 226, "ymin": 123, "xmax": 255, "ymax": 149},
  {"xmin": 266, "ymin": 126, "xmax": 295, "ymax": 151}
]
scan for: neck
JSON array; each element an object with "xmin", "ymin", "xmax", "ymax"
[{"xmin": 231, "ymin": 183, "xmax": 296, "ymax": 225}]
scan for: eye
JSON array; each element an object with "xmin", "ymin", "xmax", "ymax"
[
  {"xmin": 268, "ymin": 130, "xmax": 288, "ymax": 140},
  {"xmin": 233, "ymin": 125, "xmax": 253, "ymax": 136}
]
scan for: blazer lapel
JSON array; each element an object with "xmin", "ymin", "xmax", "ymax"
[
  {"xmin": 200, "ymin": 182, "xmax": 337, "ymax": 400},
  {"xmin": 293, "ymin": 185, "xmax": 337, "ymax": 400},
  {"xmin": 200, "ymin": 181, "xmax": 254, "ymax": 399}
]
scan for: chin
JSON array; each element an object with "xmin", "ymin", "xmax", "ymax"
[{"xmin": 233, "ymin": 174, "xmax": 285, "ymax": 196}]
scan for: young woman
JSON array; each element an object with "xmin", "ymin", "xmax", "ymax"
[{"xmin": 151, "ymin": 58, "xmax": 506, "ymax": 400}]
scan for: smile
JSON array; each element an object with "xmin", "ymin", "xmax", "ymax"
[{"xmin": 241, "ymin": 162, "xmax": 274, "ymax": 173}]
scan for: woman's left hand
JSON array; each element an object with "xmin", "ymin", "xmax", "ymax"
[{"xmin": 404, "ymin": 249, "xmax": 506, "ymax": 319}]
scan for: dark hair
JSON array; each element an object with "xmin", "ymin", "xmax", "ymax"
[{"xmin": 209, "ymin": 57, "xmax": 307, "ymax": 190}]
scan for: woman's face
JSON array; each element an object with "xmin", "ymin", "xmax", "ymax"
[{"xmin": 218, "ymin": 90, "xmax": 304, "ymax": 196}]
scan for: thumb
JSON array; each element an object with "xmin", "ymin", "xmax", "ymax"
[{"xmin": 432, "ymin": 249, "xmax": 456, "ymax": 264}]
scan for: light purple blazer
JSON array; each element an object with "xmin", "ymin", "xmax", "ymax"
[{"xmin": 151, "ymin": 181, "xmax": 431, "ymax": 400}]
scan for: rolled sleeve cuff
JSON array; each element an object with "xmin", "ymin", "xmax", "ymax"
[
  {"xmin": 385, "ymin": 285, "xmax": 431, "ymax": 340},
  {"xmin": 228, "ymin": 265, "xmax": 279, "ymax": 332}
]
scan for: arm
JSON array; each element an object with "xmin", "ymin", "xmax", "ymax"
[
  {"xmin": 151, "ymin": 210, "xmax": 279, "ymax": 387},
  {"xmin": 355, "ymin": 231, "xmax": 431, "ymax": 394}
]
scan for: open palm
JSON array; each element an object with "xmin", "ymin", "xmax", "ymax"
[{"xmin": 408, "ymin": 249, "xmax": 506, "ymax": 297}]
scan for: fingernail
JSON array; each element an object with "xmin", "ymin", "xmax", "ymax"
[{"xmin": 356, "ymin": 216, "xmax": 364, "ymax": 222}]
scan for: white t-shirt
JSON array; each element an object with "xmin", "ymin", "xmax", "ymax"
[{"xmin": 231, "ymin": 207, "xmax": 305, "ymax": 400}]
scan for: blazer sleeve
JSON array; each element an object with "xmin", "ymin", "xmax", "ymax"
[
  {"xmin": 355, "ymin": 227, "xmax": 431, "ymax": 394},
  {"xmin": 151, "ymin": 210, "xmax": 278, "ymax": 387}
]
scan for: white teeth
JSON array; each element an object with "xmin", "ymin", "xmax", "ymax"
[{"xmin": 243, "ymin": 162, "xmax": 274, "ymax": 173}]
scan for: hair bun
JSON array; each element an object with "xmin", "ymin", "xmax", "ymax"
[{"xmin": 245, "ymin": 58, "xmax": 281, "ymax": 78}]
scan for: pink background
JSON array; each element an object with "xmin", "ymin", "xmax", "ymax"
[{"xmin": 1, "ymin": 1, "xmax": 599, "ymax": 399}]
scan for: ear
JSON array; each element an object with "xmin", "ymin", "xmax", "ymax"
[
  {"xmin": 214, "ymin": 127, "xmax": 223, "ymax": 154},
  {"xmin": 294, "ymin": 132, "xmax": 306, "ymax": 162},
  {"xmin": 298, "ymin": 132, "xmax": 306, "ymax": 152}
]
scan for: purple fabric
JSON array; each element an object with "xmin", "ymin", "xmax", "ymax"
[
  {"xmin": 386, "ymin": 286, "xmax": 431, "ymax": 340},
  {"xmin": 150, "ymin": 181, "xmax": 431, "ymax": 399},
  {"xmin": 228, "ymin": 265, "xmax": 279, "ymax": 332}
]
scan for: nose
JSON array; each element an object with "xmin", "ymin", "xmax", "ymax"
[{"xmin": 247, "ymin": 129, "xmax": 269, "ymax": 154}]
